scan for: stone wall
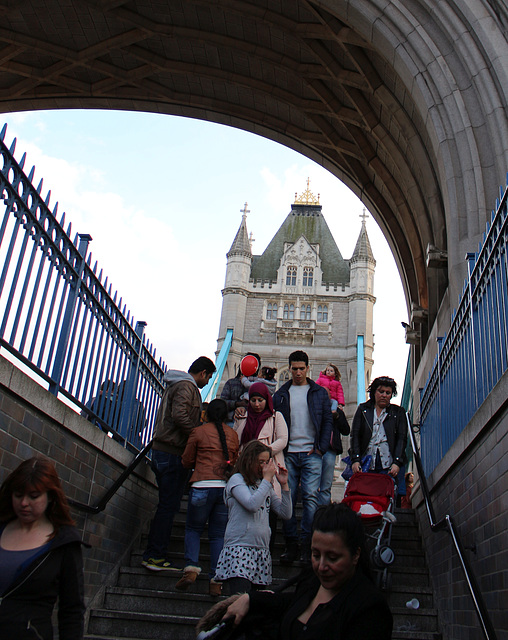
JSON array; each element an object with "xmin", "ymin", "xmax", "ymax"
[
  {"xmin": 0, "ymin": 353, "xmax": 158, "ymax": 604},
  {"xmin": 412, "ymin": 371, "xmax": 508, "ymax": 639}
]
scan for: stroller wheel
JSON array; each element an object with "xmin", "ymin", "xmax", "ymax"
[{"xmin": 371, "ymin": 545, "xmax": 395, "ymax": 568}]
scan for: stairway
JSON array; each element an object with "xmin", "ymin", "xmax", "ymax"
[{"xmin": 85, "ymin": 501, "xmax": 441, "ymax": 640}]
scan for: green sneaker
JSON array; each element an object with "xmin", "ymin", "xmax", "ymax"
[{"xmin": 143, "ymin": 557, "xmax": 180, "ymax": 572}]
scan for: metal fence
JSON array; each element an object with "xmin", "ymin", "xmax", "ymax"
[
  {"xmin": 419, "ymin": 174, "xmax": 508, "ymax": 475},
  {"xmin": 0, "ymin": 124, "xmax": 166, "ymax": 450}
]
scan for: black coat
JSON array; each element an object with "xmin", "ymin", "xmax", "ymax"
[
  {"xmin": 350, "ymin": 401, "xmax": 408, "ymax": 468},
  {"xmin": 273, "ymin": 379, "xmax": 333, "ymax": 454},
  {"xmin": 249, "ymin": 569, "xmax": 392, "ymax": 640},
  {"xmin": 0, "ymin": 524, "xmax": 86, "ymax": 640}
]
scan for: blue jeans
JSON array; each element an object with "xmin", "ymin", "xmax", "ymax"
[
  {"xmin": 143, "ymin": 450, "xmax": 190, "ymax": 560},
  {"xmin": 283, "ymin": 451, "xmax": 323, "ymax": 544},
  {"xmin": 184, "ymin": 486, "xmax": 228, "ymax": 579},
  {"xmin": 318, "ymin": 450, "xmax": 337, "ymax": 506}
]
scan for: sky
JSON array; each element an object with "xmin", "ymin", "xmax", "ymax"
[{"xmin": 1, "ymin": 109, "xmax": 410, "ymax": 397}]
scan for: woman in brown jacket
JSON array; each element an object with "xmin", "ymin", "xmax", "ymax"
[{"xmin": 176, "ymin": 399, "xmax": 239, "ymax": 596}]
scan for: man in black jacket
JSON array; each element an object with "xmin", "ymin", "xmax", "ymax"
[{"xmin": 273, "ymin": 350, "xmax": 332, "ymax": 564}]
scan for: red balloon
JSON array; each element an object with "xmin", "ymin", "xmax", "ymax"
[{"xmin": 240, "ymin": 355, "xmax": 259, "ymax": 377}]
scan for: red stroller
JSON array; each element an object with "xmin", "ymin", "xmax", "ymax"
[{"xmin": 342, "ymin": 472, "xmax": 397, "ymax": 589}]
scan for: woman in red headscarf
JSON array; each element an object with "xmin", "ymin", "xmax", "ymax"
[
  {"xmin": 234, "ymin": 382, "xmax": 288, "ymax": 549},
  {"xmin": 234, "ymin": 382, "xmax": 288, "ymax": 489}
]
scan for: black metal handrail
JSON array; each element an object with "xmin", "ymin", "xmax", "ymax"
[
  {"xmin": 407, "ymin": 416, "xmax": 497, "ymax": 640},
  {"xmin": 68, "ymin": 440, "xmax": 153, "ymax": 515}
]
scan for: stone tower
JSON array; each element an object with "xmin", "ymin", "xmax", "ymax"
[{"xmin": 216, "ymin": 182, "xmax": 375, "ymax": 414}]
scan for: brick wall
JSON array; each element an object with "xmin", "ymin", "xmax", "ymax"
[
  {"xmin": 0, "ymin": 353, "xmax": 158, "ymax": 604},
  {"xmin": 413, "ymin": 371, "xmax": 508, "ymax": 639}
]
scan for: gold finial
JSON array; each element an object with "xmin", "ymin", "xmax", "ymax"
[{"xmin": 294, "ymin": 178, "xmax": 320, "ymax": 205}]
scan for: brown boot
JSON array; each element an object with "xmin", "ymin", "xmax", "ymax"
[
  {"xmin": 175, "ymin": 565, "xmax": 201, "ymax": 591},
  {"xmin": 209, "ymin": 579, "xmax": 222, "ymax": 596}
]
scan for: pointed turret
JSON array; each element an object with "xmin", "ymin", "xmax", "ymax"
[
  {"xmin": 351, "ymin": 209, "xmax": 375, "ymax": 265},
  {"xmin": 217, "ymin": 203, "xmax": 253, "ymax": 372},
  {"xmin": 348, "ymin": 209, "xmax": 376, "ymax": 392},
  {"xmin": 228, "ymin": 203, "xmax": 252, "ymax": 258}
]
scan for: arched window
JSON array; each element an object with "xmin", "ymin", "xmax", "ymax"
[
  {"xmin": 283, "ymin": 303, "xmax": 289, "ymax": 319},
  {"xmin": 289, "ymin": 304, "xmax": 294, "ymax": 320},
  {"xmin": 317, "ymin": 304, "xmax": 328, "ymax": 322},
  {"xmin": 300, "ymin": 304, "xmax": 311, "ymax": 320},
  {"xmin": 286, "ymin": 266, "xmax": 297, "ymax": 286},
  {"xmin": 303, "ymin": 267, "xmax": 313, "ymax": 287},
  {"xmin": 267, "ymin": 302, "xmax": 277, "ymax": 320}
]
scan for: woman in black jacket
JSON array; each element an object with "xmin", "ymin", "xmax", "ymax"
[
  {"xmin": 350, "ymin": 376, "xmax": 408, "ymax": 478},
  {"xmin": 221, "ymin": 502, "xmax": 392, "ymax": 640},
  {"xmin": 0, "ymin": 456, "xmax": 86, "ymax": 640}
]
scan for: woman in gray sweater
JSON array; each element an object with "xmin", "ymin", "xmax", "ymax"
[{"xmin": 214, "ymin": 440, "xmax": 291, "ymax": 594}]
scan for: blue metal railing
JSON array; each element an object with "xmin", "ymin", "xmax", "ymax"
[
  {"xmin": 420, "ymin": 173, "xmax": 508, "ymax": 475},
  {"xmin": 0, "ymin": 124, "xmax": 166, "ymax": 450},
  {"xmin": 201, "ymin": 328, "xmax": 233, "ymax": 402}
]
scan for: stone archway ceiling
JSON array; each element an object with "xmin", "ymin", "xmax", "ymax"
[{"xmin": 0, "ymin": 0, "xmax": 444, "ymax": 315}]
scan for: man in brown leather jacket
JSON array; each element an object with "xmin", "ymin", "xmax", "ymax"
[{"xmin": 142, "ymin": 356, "xmax": 216, "ymax": 571}]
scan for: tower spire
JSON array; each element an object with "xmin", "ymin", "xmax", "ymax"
[
  {"xmin": 352, "ymin": 209, "xmax": 375, "ymax": 263},
  {"xmin": 227, "ymin": 202, "xmax": 252, "ymax": 257}
]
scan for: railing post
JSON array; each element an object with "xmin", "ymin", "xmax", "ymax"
[
  {"xmin": 48, "ymin": 234, "xmax": 92, "ymax": 396},
  {"xmin": 356, "ymin": 335, "xmax": 365, "ymax": 405},
  {"xmin": 466, "ymin": 252, "xmax": 479, "ymax": 409},
  {"xmin": 117, "ymin": 320, "xmax": 147, "ymax": 444}
]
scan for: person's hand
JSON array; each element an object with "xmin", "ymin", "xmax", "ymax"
[
  {"xmin": 263, "ymin": 458, "xmax": 277, "ymax": 482},
  {"xmin": 352, "ymin": 462, "xmax": 362, "ymax": 474},
  {"xmin": 388, "ymin": 463, "xmax": 400, "ymax": 477},
  {"xmin": 222, "ymin": 593, "xmax": 250, "ymax": 626},
  {"xmin": 234, "ymin": 406, "xmax": 247, "ymax": 420},
  {"xmin": 308, "ymin": 448, "xmax": 323, "ymax": 457},
  {"xmin": 276, "ymin": 465, "xmax": 289, "ymax": 489}
]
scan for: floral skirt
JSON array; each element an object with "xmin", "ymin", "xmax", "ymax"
[{"xmin": 214, "ymin": 545, "xmax": 272, "ymax": 585}]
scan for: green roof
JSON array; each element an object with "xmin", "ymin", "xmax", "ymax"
[{"xmin": 250, "ymin": 204, "xmax": 350, "ymax": 284}]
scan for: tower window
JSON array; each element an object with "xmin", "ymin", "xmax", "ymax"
[
  {"xmin": 300, "ymin": 304, "xmax": 311, "ymax": 320},
  {"xmin": 286, "ymin": 266, "xmax": 297, "ymax": 286},
  {"xmin": 303, "ymin": 267, "xmax": 313, "ymax": 287},
  {"xmin": 267, "ymin": 302, "xmax": 277, "ymax": 320},
  {"xmin": 283, "ymin": 303, "xmax": 295, "ymax": 320},
  {"xmin": 317, "ymin": 304, "xmax": 328, "ymax": 322}
]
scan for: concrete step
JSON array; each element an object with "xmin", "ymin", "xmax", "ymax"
[
  {"xmin": 118, "ymin": 565, "xmax": 300, "ymax": 593},
  {"xmin": 392, "ymin": 632, "xmax": 442, "ymax": 640},
  {"xmin": 102, "ymin": 587, "xmax": 226, "ymax": 617},
  {"xmin": 87, "ymin": 609, "xmax": 198, "ymax": 640},
  {"xmin": 392, "ymin": 606, "xmax": 440, "ymax": 632},
  {"xmin": 387, "ymin": 583, "xmax": 435, "ymax": 609},
  {"xmin": 87, "ymin": 496, "xmax": 441, "ymax": 640}
]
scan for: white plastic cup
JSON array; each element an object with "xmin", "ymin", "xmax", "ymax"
[{"xmin": 406, "ymin": 598, "xmax": 420, "ymax": 610}]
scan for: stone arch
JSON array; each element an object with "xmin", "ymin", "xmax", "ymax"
[{"xmin": 0, "ymin": 0, "xmax": 507, "ymax": 368}]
